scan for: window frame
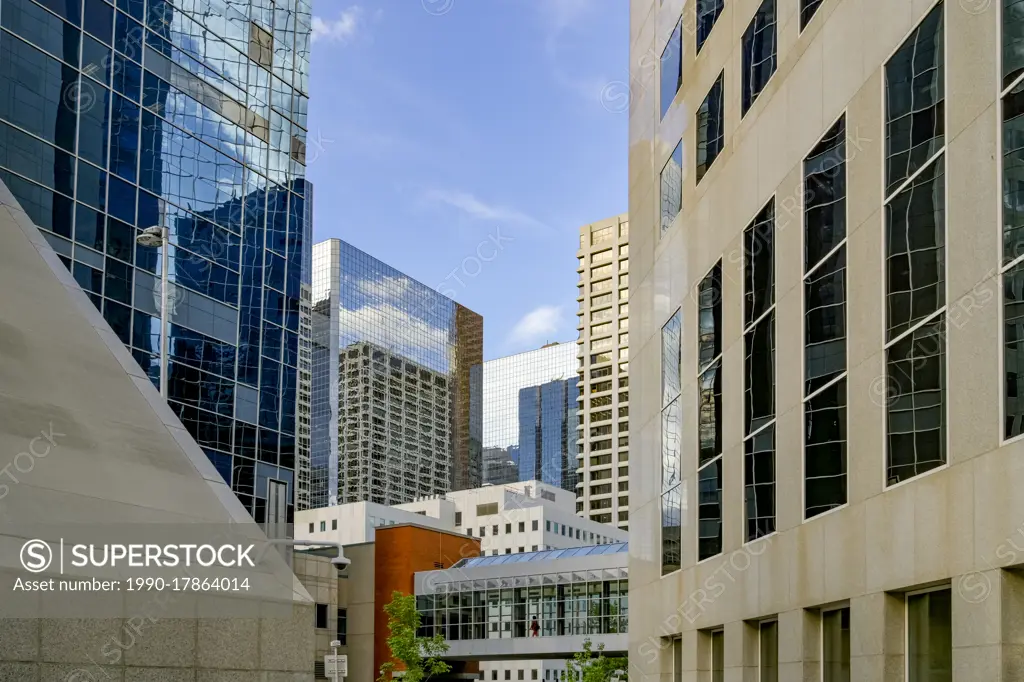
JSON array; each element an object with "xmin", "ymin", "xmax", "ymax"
[
  {"xmin": 801, "ymin": 111, "xmax": 850, "ymax": 523},
  {"xmin": 697, "ymin": 261, "xmax": 724, "ymax": 563},
  {"xmin": 999, "ymin": 0, "xmax": 1024, "ymax": 445},
  {"xmin": 880, "ymin": 0, "xmax": 949, "ymax": 490},
  {"xmin": 742, "ymin": 198, "xmax": 778, "ymax": 544}
]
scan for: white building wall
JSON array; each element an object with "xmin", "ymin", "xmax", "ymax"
[{"xmin": 297, "ymin": 481, "xmax": 625, "ymax": 554}]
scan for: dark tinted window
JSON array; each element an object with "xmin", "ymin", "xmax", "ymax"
[
  {"xmin": 805, "ymin": 249, "xmax": 846, "ymax": 394},
  {"xmin": 698, "ymin": 361, "xmax": 722, "ymax": 467},
  {"xmin": 804, "ymin": 116, "xmax": 846, "ymax": 268},
  {"xmin": 661, "ymin": 485, "xmax": 681, "ymax": 574},
  {"xmin": 805, "ymin": 378, "xmax": 847, "ymax": 518},
  {"xmin": 697, "ymin": 457, "xmax": 722, "ymax": 560},
  {"xmin": 696, "ymin": 0, "xmax": 724, "ymax": 53},
  {"xmin": 36, "ymin": 0, "xmax": 83, "ymax": 25},
  {"xmin": 744, "ymin": 423, "xmax": 775, "ymax": 540},
  {"xmin": 83, "ymin": 0, "xmax": 113, "ymax": 43},
  {"xmin": 884, "ymin": 158, "xmax": 945, "ymax": 341},
  {"xmin": 1005, "ymin": 264, "xmax": 1024, "ymax": 439},
  {"xmin": 800, "ymin": 0, "xmax": 823, "ymax": 29},
  {"xmin": 744, "ymin": 199, "xmax": 775, "ymax": 326},
  {"xmin": 884, "ymin": 2, "xmax": 944, "ymax": 195},
  {"xmin": 1003, "ymin": 83, "xmax": 1024, "ymax": 262},
  {"xmin": 741, "ymin": 0, "xmax": 777, "ymax": 115},
  {"xmin": 886, "ymin": 318, "xmax": 946, "ymax": 484},
  {"xmin": 744, "ymin": 311, "xmax": 775, "ymax": 435},
  {"xmin": 1005, "ymin": 0, "xmax": 1024, "ymax": 88},
  {"xmin": 696, "ymin": 72, "xmax": 725, "ymax": 184},
  {"xmin": 1, "ymin": 0, "xmax": 81, "ymax": 66}
]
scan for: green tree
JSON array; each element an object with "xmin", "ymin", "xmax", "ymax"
[
  {"xmin": 377, "ymin": 591, "xmax": 451, "ymax": 682},
  {"xmin": 566, "ymin": 638, "xmax": 628, "ymax": 682}
]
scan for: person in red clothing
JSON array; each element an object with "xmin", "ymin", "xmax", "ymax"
[{"xmin": 530, "ymin": 616, "xmax": 540, "ymax": 637}]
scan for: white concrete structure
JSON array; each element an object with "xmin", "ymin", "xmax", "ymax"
[{"xmin": 296, "ymin": 480, "xmax": 626, "ymax": 557}]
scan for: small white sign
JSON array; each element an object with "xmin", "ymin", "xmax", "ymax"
[{"xmin": 325, "ymin": 654, "xmax": 348, "ymax": 676}]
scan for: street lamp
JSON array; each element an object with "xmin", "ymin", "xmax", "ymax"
[{"xmin": 135, "ymin": 226, "xmax": 169, "ymax": 398}]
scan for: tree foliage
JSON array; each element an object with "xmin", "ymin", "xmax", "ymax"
[
  {"xmin": 377, "ymin": 591, "xmax": 451, "ymax": 682},
  {"xmin": 566, "ymin": 638, "xmax": 628, "ymax": 682}
]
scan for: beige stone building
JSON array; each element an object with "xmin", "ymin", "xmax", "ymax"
[
  {"xmin": 629, "ymin": 0, "xmax": 1024, "ymax": 679},
  {"xmin": 577, "ymin": 214, "xmax": 632, "ymax": 530}
]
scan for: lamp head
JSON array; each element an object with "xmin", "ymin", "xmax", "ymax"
[{"xmin": 135, "ymin": 226, "xmax": 165, "ymax": 247}]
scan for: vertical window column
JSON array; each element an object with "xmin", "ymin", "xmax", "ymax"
[
  {"xmin": 661, "ymin": 310, "xmax": 683, "ymax": 575},
  {"xmin": 697, "ymin": 262, "xmax": 723, "ymax": 561},
  {"xmin": 743, "ymin": 199, "xmax": 776, "ymax": 542},
  {"xmin": 1002, "ymin": 0, "xmax": 1024, "ymax": 439},
  {"xmin": 803, "ymin": 115, "xmax": 848, "ymax": 518},
  {"xmin": 883, "ymin": 3, "xmax": 946, "ymax": 485}
]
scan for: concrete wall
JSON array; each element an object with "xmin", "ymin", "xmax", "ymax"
[
  {"xmin": 0, "ymin": 174, "xmax": 317, "ymax": 679},
  {"xmin": 629, "ymin": 0, "xmax": 1023, "ymax": 679}
]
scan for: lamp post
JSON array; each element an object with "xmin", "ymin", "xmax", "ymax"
[{"xmin": 135, "ymin": 226, "xmax": 169, "ymax": 398}]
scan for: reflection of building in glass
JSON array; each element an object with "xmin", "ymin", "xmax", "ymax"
[
  {"xmin": 482, "ymin": 447, "xmax": 519, "ymax": 486},
  {"xmin": 481, "ymin": 344, "xmax": 578, "ymax": 491},
  {"xmin": 576, "ymin": 215, "xmax": 630, "ymax": 530},
  {"xmin": 310, "ymin": 239, "xmax": 483, "ymax": 507},
  {"xmin": 0, "ymin": 0, "xmax": 313, "ymax": 533}
]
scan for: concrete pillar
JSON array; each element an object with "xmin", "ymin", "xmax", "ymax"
[
  {"xmin": 778, "ymin": 608, "xmax": 820, "ymax": 682},
  {"xmin": 850, "ymin": 592, "xmax": 904, "ymax": 682},
  {"xmin": 952, "ymin": 569, "xmax": 1024, "ymax": 681},
  {"xmin": 724, "ymin": 619, "xmax": 757, "ymax": 682},
  {"xmin": 676, "ymin": 628, "xmax": 699, "ymax": 682}
]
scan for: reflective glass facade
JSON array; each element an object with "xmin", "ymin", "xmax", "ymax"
[
  {"xmin": 481, "ymin": 343, "xmax": 578, "ymax": 492},
  {"xmin": 310, "ymin": 239, "xmax": 483, "ymax": 507},
  {"xmin": 0, "ymin": 0, "xmax": 313, "ymax": 529}
]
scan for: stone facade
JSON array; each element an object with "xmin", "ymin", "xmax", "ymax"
[{"xmin": 628, "ymin": 0, "xmax": 1024, "ymax": 680}]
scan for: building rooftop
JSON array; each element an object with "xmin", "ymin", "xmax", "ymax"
[{"xmin": 452, "ymin": 542, "xmax": 627, "ymax": 568}]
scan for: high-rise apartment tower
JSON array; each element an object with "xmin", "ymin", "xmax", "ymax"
[{"xmin": 575, "ymin": 214, "xmax": 630, "ymax": 530}]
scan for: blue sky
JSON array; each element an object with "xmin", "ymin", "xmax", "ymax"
[{"xmin": 306, "ymin": 0, "xmax": 628, "ymax": 361}]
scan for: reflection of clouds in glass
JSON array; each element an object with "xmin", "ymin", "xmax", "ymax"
[
  {"xmin": 338, "ymin": 242, "xmax": 460, "ymax": 373},
  {"xmin": 337, "ymin": 301, "xmax": 451, "ymax": 371},
  {"xmin": 356, "ymin": 274, "xmax": 411, "ymax": 301}
]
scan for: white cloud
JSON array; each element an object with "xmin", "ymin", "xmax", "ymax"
[
  {"xmin": 424, "ymin": 189, "xmax": 545, "ymax": 229},
  {"xmin": 312, "ymin": 7, "xmax": 362, "ymax": 44},
  {"xmin": 508, "ymin": 306, "xmax": 563, "ymax": 347}
]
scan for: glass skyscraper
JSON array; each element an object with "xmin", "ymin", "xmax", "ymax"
[
  {"xmin": 310, "ymin": 239, "xmax": 483, "ymax": 507},
  {"xmin": 0, "ymin": 0, "xmax": 313, "ymax": 531},
  {"xmin": 481, "ymin": 343, "xmax": 579, "ymax": 492}
]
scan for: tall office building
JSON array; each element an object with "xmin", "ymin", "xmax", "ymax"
[
  {"xmin": 480, "ymin": 342, "xmax": 578, "ymax": 491},
  {"xmin": 630, "ymin": 0, "xmax": 1024, "ymax": 679},
  {"xmin": 310, "ymin": 239, "xmax": 483, "ymax": 507},
  {"xmin": 0, "ymin": 0, "xmax": 313, "ymax": 530},
  {"xmin": 576, "ymin": 214, "xmax": 629, "ymax": 530}
]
